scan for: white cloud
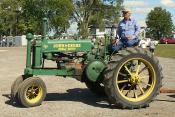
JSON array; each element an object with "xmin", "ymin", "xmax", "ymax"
[
  {"xmin": 138, "ymin": 20, "xmax": 147, "ymax": 27},
  {"xmin": 134, "ymin": 8, "xmax": 153, "ymax": 14},
  {"xmin": 124, "ymin": 0, "xmax": 147, "ymax": 8},
  {"xmin": 124, "ymin": 0, "xmax": 153, "ymax": 14},
  {"xmin": 161, "ymin": 0, "xmax": 175, "ymax": 8}
]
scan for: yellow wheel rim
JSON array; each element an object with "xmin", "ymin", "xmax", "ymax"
[
  {"xmin": 25, "ymin": 84, "xmax": 43, "ymax": 104},
  {"xmin": 116, "ymin": 58, "xmax": 156, "ymax": 102}
]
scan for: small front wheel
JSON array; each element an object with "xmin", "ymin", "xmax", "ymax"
[
  {"xmin": 17, "ymin": 77, "xmax": 47, "ymax": 107},
  {"xmin": 11, "ymin": 75, "xmax": 24, "ymax": 102}
]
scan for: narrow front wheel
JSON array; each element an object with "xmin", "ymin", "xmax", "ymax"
[{"xmin": 17, "ymin": 77, "xmax": 47, "ymax": 107}]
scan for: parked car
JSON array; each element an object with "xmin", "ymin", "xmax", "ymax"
[{"xmin": 160, "ymin": 37, "xmax": 175, "ymax": 44}]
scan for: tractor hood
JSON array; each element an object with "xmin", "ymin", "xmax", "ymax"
[{"xmin": 41, "ymin": 39, "xmax": 94, "ymax": 53}]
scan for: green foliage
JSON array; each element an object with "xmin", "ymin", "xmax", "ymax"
[
  {"xmin": 0, "ymin": 0, "xmax": 23, "ymax": 35},
  {"xmin": 73, "ymin": 0, "xmax": 123, "ymax": 38},
  {"xmin": 21, "ymin": 0, "xmax": 74, "ymax": 34},
  {"xmin": 0, "ymin": 0, "xmax": 73, "ymax": 35},
  {"xmin": 48, "ymin": 0, "xmax": 74, "ymax": 34},
  {"xmin": 0, "ymin": 0, "xmax": 123, "ymax": 37},
  {"xmin": 146, "ymin": 7, "xmax": 174, "ymax": 40},
  {"xmin": 72, "ymin": 0, "xmax": 101, "ymax": 38}
]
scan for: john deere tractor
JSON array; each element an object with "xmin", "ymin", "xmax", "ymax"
[{"xmin": 11, "ymin": 18, "xmax": 163, "ymax": 109}]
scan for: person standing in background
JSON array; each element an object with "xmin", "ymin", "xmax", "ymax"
[{"xmin": 149, "ymin": 39, "xmax": 156, "ymax": 55}]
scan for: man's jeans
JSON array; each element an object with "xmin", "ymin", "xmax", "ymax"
[{"xmin": 110, "ymin": 38, "xmax": 139, "ymax": 52}]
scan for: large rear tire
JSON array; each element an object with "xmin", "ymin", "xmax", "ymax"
[{"xmin": 103, "ymin": 47, "xmax": 163, "ymax": 109}]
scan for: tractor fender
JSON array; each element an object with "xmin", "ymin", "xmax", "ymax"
[{"xmin": 85, "ymin": 60, "xmax": 106, "ymax": 82}]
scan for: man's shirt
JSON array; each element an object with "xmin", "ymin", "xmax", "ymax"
[{"xmin": 117, "ymin": 18, "xmax": 140, "ymax": 40}]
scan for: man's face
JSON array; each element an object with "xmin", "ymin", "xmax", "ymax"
[{"xmin": 123, "ymin": 11, "xmax": 131, "ymax": 20}]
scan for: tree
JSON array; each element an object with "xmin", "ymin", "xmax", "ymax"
[
  {"xmin": 72, "ymin": 0, "xmax": 123, "ymax": 38},
  {"xmin": 0, "ymin": 0, "xmax": 123, "ymax": 37},
  {"xmin": 0, "ymin": 0, "xmax": 74, "ymax": 35},
  {"xmin": 0, "ymin": 0, "xmax": 24, "ymax": 36},
  {"xmin": 20, "ymin": 0, "xmax": 74, "ymax": 35},
  {"xmin": 146, "ymin": 7, "xmax": 174, "ymax": 40},
  {"xmin": 47, "ymin": 0, "xmax": 74, "ymax": 34},
  {"xmin": 72, "ymin": 0, "xmax": 100, "ymax": 38}
]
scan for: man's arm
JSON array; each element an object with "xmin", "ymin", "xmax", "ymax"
[
  {"xmin": 117, "ymin": 22, "xmax": 121, "ymax": 39},
  {"xmin": 133, "ymin": 20, "xmax": 140, "ymax": 39}
]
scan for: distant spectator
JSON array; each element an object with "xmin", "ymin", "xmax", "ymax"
[
  {"xmin": 9, "ymin": 39, "xmax": 13, "ymax": 47},
  {"xmin": 0, "ymin": 39, "xmax": 2, "ymax": 47},
  {"xmin": 149, "ymin": 39, "xmax": 156, "ymax": 55},
  {"xmin": 2, "ymin": 36, "xmax": 6, "ymax": 47}
]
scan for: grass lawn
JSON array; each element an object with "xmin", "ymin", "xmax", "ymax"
[{"xmin": 155, "ymin": 44, "xmax": 175, "ymax": 58}]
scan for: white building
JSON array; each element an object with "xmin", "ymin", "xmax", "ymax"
[
  {"xmin": 173, "ymin": 32, "xmax": 175, "ymax": 38},
  {"xmin": 13, "ymin": 35, "xmax": 27, "ymax": 46},
  {"xmin": 90, "ymin": 25, "xmax": 117, "ymax": 38}
]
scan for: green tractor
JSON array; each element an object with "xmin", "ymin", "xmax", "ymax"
[{"xmin": 11, "ymin": 18, "xmax": 163, "ymax": 109}]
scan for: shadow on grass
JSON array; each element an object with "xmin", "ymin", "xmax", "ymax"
[{"xmin": 2, "ymin": 88, "xmax": 121, "ymax": 109}]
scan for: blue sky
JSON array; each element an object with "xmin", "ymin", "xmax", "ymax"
[
  {"xmin": 124, "ymin": 0, "xmax": 175, "ymax": 26},
  {"xmin": 67, "ymin": 0, "xmax": 175, "ymax": 34}
]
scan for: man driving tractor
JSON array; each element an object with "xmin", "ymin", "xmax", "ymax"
[{"xmin": 109, "ymin": 8, "xmax": 140, "ymax": 52}]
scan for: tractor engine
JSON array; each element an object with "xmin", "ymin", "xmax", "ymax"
[{"xmin": 29, "ymin": 36, "xmax": 106, "ymax": 82}]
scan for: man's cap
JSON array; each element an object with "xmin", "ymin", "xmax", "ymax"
[{"xmin": 122, "ymin": 8, "xmax": 132, "ymax": 13}]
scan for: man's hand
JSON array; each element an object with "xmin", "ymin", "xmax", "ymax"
[
  {"xmin": 111, "ymin": 39, "xmax": 119, "ymax": 45},
  {"xmin": 127, "ymin": 36, "xmax": 133, "ymax": 40},
  {"xmin": 115, "ymin": 39, "xmax": 119, "ymax": 44}
]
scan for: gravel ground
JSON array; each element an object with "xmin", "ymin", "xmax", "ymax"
[{"xmin": 0, "ymin": 47, "xmax": 175, "ymax": 117}]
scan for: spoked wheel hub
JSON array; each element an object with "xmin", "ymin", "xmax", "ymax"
[
  {"xmin": 25, "ymin": 85, "xmax": 43, "ymax": 104},
  {"xmin": 129, "ymin": 73, "xmax": 141, "ymax": 84},
  {"xmin": 117, "ymin": 58, "xmax": 156, "ymax": 102}
]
